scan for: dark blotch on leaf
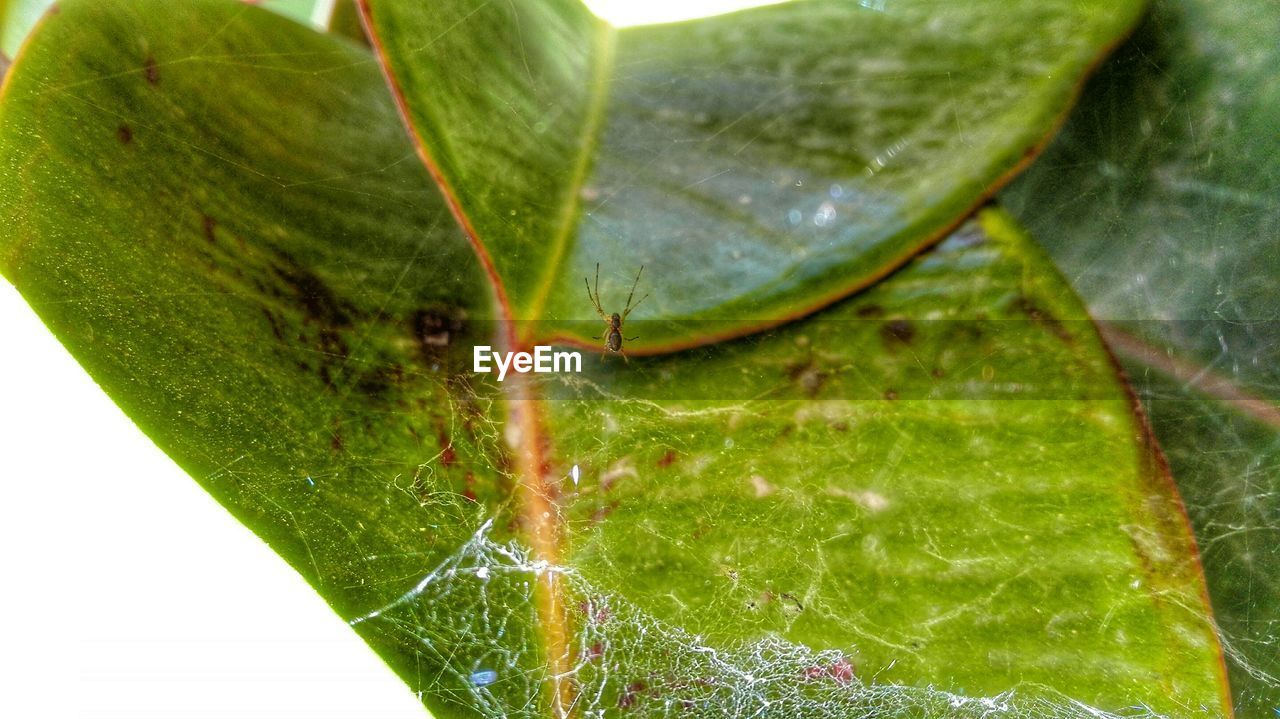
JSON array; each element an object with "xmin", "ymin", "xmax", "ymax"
[
  {"xmin": 201, "ymin": 214, "xmax": 217, "ymax": 243},
  {"xmin": 412, "ymin": 307, "xmax": 464, "ymax": 347},
  {"xmin": 116, "ymin": 124, "xmax": 133, "ymax": 144},
  {"xmin": 355, "ymin": 363, "xmax": 402, "ymax": 399},
  {"xmin": 881, "ymin": 318, "xmax": 916, "ymax": 346},
  {"xmin": 143, "ymin": 56, "xmax": 160, "ymax": 85},
  {"xmin": 411, "ymin": 306, "xmax": 467, "ymax": 366},
  {"xmin": 1015, "ymin": 295, "xmax": 1072, "ymax": 343},
  {"xmin": 273, "ymin": 252, "xmax": 353, "ymax": 328},
  {"xmin": 317, "ymin": 327, "xmax": 349, "ymax": 360},
  {"xmin": 591, "ymin": 501, "xmax": 617, "ymax": 525},
  {"xmin": 438, "ymin": 431, "xmax": 457, "ymax": 467},
  {"xmin": 786, "ymin": 358, "xmax": 828, "ymax": 397},
  {"xmin": 260, "ymin": 308, "xmax": 285, "ymax": 341},
  {"xmin": 657, "ymin": 449, "xmax": 677, "ymax": 468},
  {"xmin": 618, "ymin": 681, "xmax": 647, "ymax": 710},
  {"xmin": 855, "ymin": 304, "xmax": 884, "ymax": 318}
]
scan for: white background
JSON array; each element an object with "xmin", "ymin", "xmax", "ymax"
[{"xmin": 0, "ymin": 1, "xmax": 778, "ymax": 717}]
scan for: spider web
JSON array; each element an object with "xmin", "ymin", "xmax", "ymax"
[{"xmin": 349, "ymin": 520, "xmax": 1193, "ymax": 719}]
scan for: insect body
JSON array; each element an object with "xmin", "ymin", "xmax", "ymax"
[{"xmin": 585, "ymin": 263, "xmax": 648, "ymax": 362}]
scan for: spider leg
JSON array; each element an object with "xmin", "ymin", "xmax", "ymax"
[
  {"xmin": 625, "ymin": 335, "xmax": 639, "ymax": 341},
  {"xmin": 622, "ymin": 265, "xmax": 645, "ymax": 316},
  {"xmin": 584, "ymin": 267, "xmax": 606, "ymax": 320},
  {"xmin": 622, "ymin": 292, "xmax": 649, "ymax": 321}
]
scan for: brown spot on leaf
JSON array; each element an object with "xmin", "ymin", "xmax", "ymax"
[
  {"xmin": 260, "ymin": 308, "xmax": 285, "ymax": 341},
  {"xmin": 411, "ymin": 306, "xmax": 467, "ymax": 366},
  {"xmin": 855, "ymin": 304, "xmax": 884, "ymax": 318},
  {"xmin": 883, "ymin": 389, "xmax": 898, "ymax": 401},
  {"xmin": 829, "ymin": 657, "xmax": 856, "ymax": 684},
  {"xmin": 578, "ymin": 598, "xmax": 610, "ymax": 624},
  {"xmin": 317, "ymin": 327, "xmax": 349, "ymax": 360},
  {"xmin": 1015, "ymin": 295, "xmax": 1072, "ymax": 343},
  {"xmin": 656, "ymin": 449, "xmax": 677, "ymax": 468},
  {"xmin": 618, "ymin": 682, "xmax": 647, "ymax": 710},
  {"xmin": 438, "ymin": 431, "xmax": 457, "ymax": 468},
  {"xmin": 202, "ymin": 214, "xmax": 217, "ymax": 243},
  {"xmin": 786, "ymin": 358, "xmax": 828, "ymax": 397},
  {"xmin": 462, "ymin": 471, "xmax": 477, "ymax": 502},
  {"xmin": 590, "ymin": 501, "xmax": 617, "ymax": 525},
  {"xmin": 355, "ymin": 364, "xmax": 401, "ymax": 399},
  {"xmin": 412, "ymin": 307, "xmax": 463, "ymax": 347},
  {"xmin": 143, "ymin": 56, "xmax": 160, "ymax": 85},
  {"xmin": 881, "ymin": 318, "xmax": 916, "ymax": 346},
  {"xmin": 804, "ymin": 657, "xmax": 856, "ymax": 684},
  {"xmin": 116, "ymin": 124, "xmax": 133, "ymax": 144},
  {"xmin": 274, "ymin": 256, "xmax": 353, "ymax": 328}
]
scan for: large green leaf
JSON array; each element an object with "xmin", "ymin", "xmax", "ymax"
[
  {"xmin": 0, "ymin": 0, "xmax": 492, "ymax": 622},
  {"xmin": 1002, "ymin": 0, "xmax": 1280, "ymax": 714},
  {"xmin": 357, "ymin": 0, "xmax": 1146, "ymax": 349},
  {"xmin": 1, "ymin": 0, "xmax": 330, "ymax": 60},
  {"xmin": 0, "ymin": 0, "xmax": 1230, "ymax": 717}
]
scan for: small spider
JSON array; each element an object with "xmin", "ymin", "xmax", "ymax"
[{"xmin": 585, "ymin": 263, "xmax": 648, "ymax": 362}]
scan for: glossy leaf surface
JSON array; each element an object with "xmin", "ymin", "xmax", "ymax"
[
  {"xmin": 359, "ymin": 0, "xmax": 1147, "ymax": 348},
  {"xmin": 1003, "ymin": 0, "xmax": 1279, "ymax": 713},
  {"xmin": 0, "ymin": 0, "xmax": 328, "ymax": 60}
]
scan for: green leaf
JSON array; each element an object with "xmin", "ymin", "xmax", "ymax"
[
  {"xmin": 357, "ymin": 0, "xmax": 1146, "ymax": 349},
  {"xmin": 1, "ymin": 0, "xmax": 329, "ymax": 60},
  {"xmin": 1003, "ymin": 0, "xmax": 1280, "ymax": 713},
  {"xmin": 327, "ymin": 0, "xmax": 368, "ymax": 45},
  {"xmin": 0, "ymin": 0, "xmax": 492, "ymax": 624},
  {"xmin": 0, "ymin": 0, "xmax": 1230, "ymax": 717}
]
